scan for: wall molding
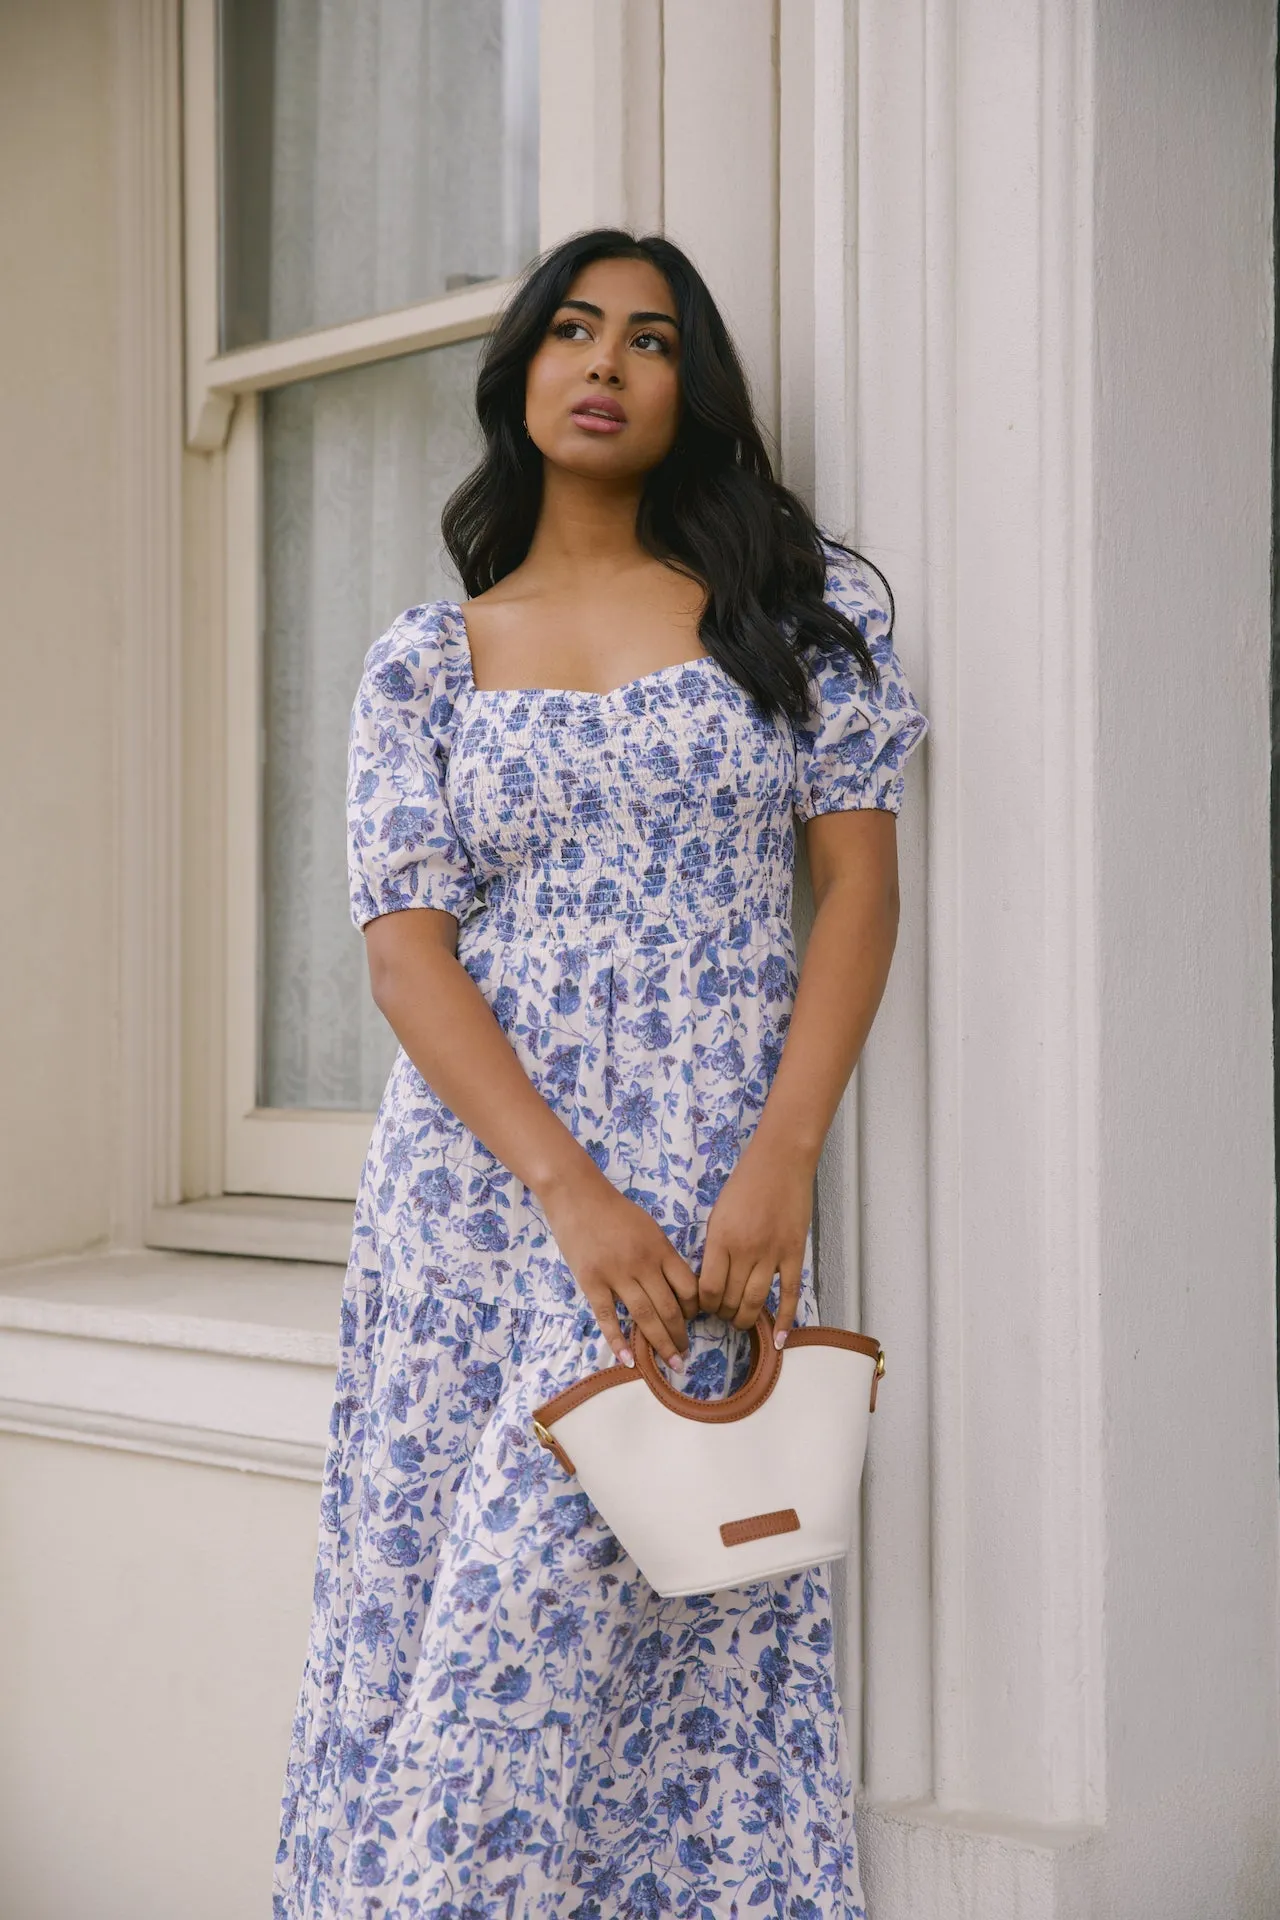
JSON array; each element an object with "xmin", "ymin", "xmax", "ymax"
[
  {"xmin": 180, "ymin": 0, "xmax": 229, "ymax": 448},
  {"xmin": 787, "ymin": 0, "xmax": 870, "ymax": 1743},
  {"xmin": 112, "ymin": 0, "xmax": 185, "ymax": 1241},
  {"xmin": 849, "ymin": 0, "xmax": 1105, "ymax": 1840},
  {"xmin": 0, "ymin": 1248, "xmax": 339, "ymax": 1484},
  {"xmin": 0, "ymin": 1399, "xmax": 324, "ymax": 1483}
]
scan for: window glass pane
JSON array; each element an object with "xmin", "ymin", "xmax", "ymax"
[
  {"xmin": 259, "ymin": 336, "xmax": 483, "ymax": 1111},
  {"xmin": 219, "ymin": 0, "xmax": 540, "ymax": 349}
]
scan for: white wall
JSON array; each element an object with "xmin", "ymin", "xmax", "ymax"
[
  {"xmin": 0, "ymin": 0, "xmax": 118, "ymax": 1262},
  {"xmin": 1092, "ymin": 0, "xmax": 1279, "ymax": 1904},
  {"xmin": 0, "ymin": 17, "xmax": 322, "ymax": 1920},
  {"xmin": 663, "ymin": 0, "xmax": 780, "ymax": 437},
  {"xmin": 0, "ymin": 1435, "xmax": 317, "ymax": 1920},
  {"xmin": 824, "ymin": 1, "xmax": 1278, "ymax": 1914}
]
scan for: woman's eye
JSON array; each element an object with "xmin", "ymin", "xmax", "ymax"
[
  {"xmin": 633, "ymin": 330, "xmax": 671, "ymax": 354},
  {"xmin": 553, "ymin": 318, "xmax": 590, "ymax": 341}
]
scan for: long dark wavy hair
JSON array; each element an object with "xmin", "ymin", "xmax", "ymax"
[{"xmin": 441, "ymin": 229, "xmax": 884, "ymax": 720}]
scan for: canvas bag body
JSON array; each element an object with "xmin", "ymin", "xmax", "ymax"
[{"xmin": 533, "ymin": 1316, "xmax": 883, "ymax": 1598}]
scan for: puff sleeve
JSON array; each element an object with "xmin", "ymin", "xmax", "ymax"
[
  {"xmin": 792, "ymin": 548, "xmax": 929, "ymax": 819},
  {"xmin": 346, "ymin": 606, "xmax": 477, "ymax": 929}
]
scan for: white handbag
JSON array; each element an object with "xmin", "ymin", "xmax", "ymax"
[{"xmin": 532, "ymin": 1311, "xmax": 884, "ymax": 1597}]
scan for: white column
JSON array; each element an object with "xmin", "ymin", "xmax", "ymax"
[
  {"xmin": 843, "ymin": 0, "xmax": 940, "ymax": 1812},
  {"xmin": 1087, "ymin": 0, "xmax": 1279, "ymax": 1907},
  {"xmin": 539, "ymin": 0, "xmax": 664, "ymax": 244},
  {"xmin": 662, "ymin": 0, "xmax": 780, "ymax": 438},
  {"xmin": 846, "ymin": 0, "xmax": 1279, "ymax": 1914},
  {"xmin": 113, "ymin": 0, "xmax": 185, "ymax": 1237}
]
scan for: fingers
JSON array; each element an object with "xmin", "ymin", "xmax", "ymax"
[
  {"xmin": 619, "ymin": 1272, "xmax": 688, "ymax": 1367},
  {"xmin": 731, "ymin": 1261, "xmax": 777, "ymax": 1331},
  {"xmin": 714, "ymin": 1242, "xmax": 754, "ymax": 1328},
  {"xmin": 662, "ymin": 1249, "xmax": 701, "ymax": 1319},
  {"xmin": 773, "ymin": 1255, "xmax": 803, "ymax": 1347},
  {"xmin": 697, "ymin": 1237, "xmax": 731, "ymax": 1318},
  {"xmin": 583, "ymin": 1272, "xmax": 686, "ymax": 1369},
  {"xmin": 720, "ymin": 1263, "xmax": 748, "ymax": 1327},
  {"xmin": 702, "ymin": 1235, "xmax": 749, "ymax": 1326},
  {"xmin": 639, "ymin": 1269, "xmax": 690, "ymax": 1361},
  {"xmin": 712, "ymin": 1246, "xmax": 804, "ymax": 1334},
  {"xmin": 588, "ymin": 1290, "xmax": 634, "ymax": 1369},
  {"xmin": 558, "ymin": 1192, "xmax": 696, "ymax": 1370}
]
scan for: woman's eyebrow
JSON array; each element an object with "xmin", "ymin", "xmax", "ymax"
[{"xmin": 558, "ymin": 298, "xmax": 680, "ymax": 330}]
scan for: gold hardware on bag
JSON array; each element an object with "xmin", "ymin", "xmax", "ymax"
[
  {"xmin": 868, "ymin": 1346, "xmax": 886, "ymax": 1412},
  {"xmin": 531, "ymin": 1415, "xmax": 577, "ymax": 1476}
]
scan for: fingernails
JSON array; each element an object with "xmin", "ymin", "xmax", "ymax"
[
  {"xmin": 669, "ymin": 1352, "xmax": 684, "ymax": 1370},
  {"xmin": 618, "ymin": 1346, "xmax": 635, "ymax": 1368},
  {"xmin": 774, "ymin": 1329, "xmax": 789, "ymax": 1349}
]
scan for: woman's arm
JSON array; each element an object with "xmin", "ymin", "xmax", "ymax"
[
  {"xmin": 696, "ymin": 809, "xmax": 901, "ymax": 1344},
  {"xmin": 363, "ymin": 909, "xmax": 698, "ymax": 1364}
]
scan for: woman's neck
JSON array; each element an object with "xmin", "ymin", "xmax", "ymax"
[{"xmin": 521, "ymin": 463, "xmax": 647, "ymax": 585}]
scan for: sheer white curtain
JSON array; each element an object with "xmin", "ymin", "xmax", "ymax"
[
  {"xmin": 266, "ymin": 0, "xmax": 538, "ymax": 337},
  {"xmin": 257, "ymin": 0, "xmax": 538, "ymax": 1112},
  {"xmin": 260, "ymin": 341, "xmax": 483, "ymax": 1112}
]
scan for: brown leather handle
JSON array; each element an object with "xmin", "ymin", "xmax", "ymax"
[{"xmin": 631, "ymin": 1310, "xmax": 784, "ymax": 1424}]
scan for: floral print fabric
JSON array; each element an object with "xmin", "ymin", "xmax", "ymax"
[{"xmin": 274, "ymin": 549, "xmax": 927, "ymax": 1917}]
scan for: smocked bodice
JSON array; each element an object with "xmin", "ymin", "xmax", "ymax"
[
  {"xmin": 446, "ymin": 657, "xmax": 798, "ymax": 947},
  {"xmin": 346, "ymin": 559, "xmax": 927, "ymax": 962},
  {"xmin": 346, "ymin": 555, "xmax": 926, "ymax": 959}
]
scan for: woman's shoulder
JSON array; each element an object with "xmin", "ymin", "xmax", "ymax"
[
  {"xmin": 358, "ymin": 599, "xmax": 469, "ymax": 711},
  {"xmin": 818, "ymin": 540, "xmax": 895, "ymax": 651}
]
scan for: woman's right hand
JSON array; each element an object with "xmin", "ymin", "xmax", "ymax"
[{"xmin": 539, "ymin": 1169, "xmax": 698, "ymax": 1368}]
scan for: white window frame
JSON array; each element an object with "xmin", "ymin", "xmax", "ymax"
[{"xmin": 179, "ymin": 0, "xmax": 659, "ymax": 1200}]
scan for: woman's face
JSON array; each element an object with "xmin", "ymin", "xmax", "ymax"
[{"xmin": 523, "ymin": 256, "xmax": 682, "ymax": 481}]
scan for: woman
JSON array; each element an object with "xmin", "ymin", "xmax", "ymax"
[{"xmin": 275, "ymin": 228, "xmax": 926, "ymax": 1920}]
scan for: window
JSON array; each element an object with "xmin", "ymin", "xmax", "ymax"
[
  {"xmin": 197, "ymin": 0, "xmax": 540, "ymax": 1198},
  {"xmin": 217, "ymin": 0, "xmax": 540, "ymax": 348},
  {"xmin": 177, "ymin": 0, "xmax": 649, "ymax": 1213},
  {"xmin": 257, "ymin": 340, "xmax": 485, "ymax": 1121}
]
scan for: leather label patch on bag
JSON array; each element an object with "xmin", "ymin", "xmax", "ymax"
[{"xmin": 720, "ymin": 1508, "xmax": 801, "ymax": 1548}]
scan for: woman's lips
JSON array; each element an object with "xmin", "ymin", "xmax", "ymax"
[{"xmin": 570, "ymin": 402, "xmax": 627, "ymax": 434}]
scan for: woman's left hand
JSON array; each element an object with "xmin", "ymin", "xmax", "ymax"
[{"xmin": 697, "ymin": 1134, "xmax": 815, "ymax": 1346}]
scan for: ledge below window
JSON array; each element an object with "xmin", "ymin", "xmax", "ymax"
[
  {"xmin": 146, "ymin": 1194, "xmax": 353, "ymax": 1264},
  {"xmin": 0, "ymin": 1247, "xmax": 343, "ymax": 1481}
]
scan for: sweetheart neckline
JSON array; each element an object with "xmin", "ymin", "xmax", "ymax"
[{"xmin": 443, "ymin": 600, "xmax": 719, "ymax": 702}]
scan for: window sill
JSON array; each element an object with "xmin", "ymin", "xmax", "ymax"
[
  {"xmin": 146, "ymin": 1194, "xmax": 353, "ymax": 1265},
  {"xmin": 0, "ymin": 1248, "xmax": 342, "ymax": 1481}
]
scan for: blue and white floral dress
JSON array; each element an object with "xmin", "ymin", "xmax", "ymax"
[{"xmin": 274, "ymin": 549, "xmax": 927, "ymax": 1919}]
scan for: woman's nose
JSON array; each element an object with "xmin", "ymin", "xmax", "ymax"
[{"xmin": 586, "ymin": 347, "xmax": 623, "ymax": 387}]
